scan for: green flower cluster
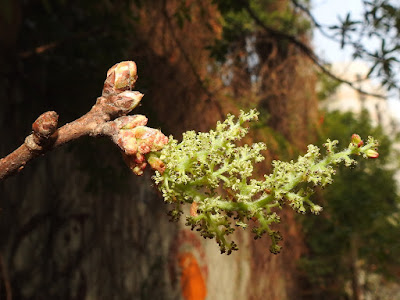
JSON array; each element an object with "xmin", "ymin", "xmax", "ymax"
[{"xmin": 152, "ymin": 110, "xmax": 379, "ymax": 254}]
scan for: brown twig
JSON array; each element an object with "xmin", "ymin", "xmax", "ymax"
[
  {"xmin": 18, "ymin": 28, "xmax": 103, "ymax": 59},
  {"xmin": 0, "ymin": 61, "xmax": 145, "ymax": 181}
]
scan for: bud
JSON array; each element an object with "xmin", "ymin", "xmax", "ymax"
[
  {"xmin": 32, "ymin": 111, "xmax": 59, "ymax": 138},
  {"xmin": 147, "ymin": 154, "xmax": 166, "ymax": 174},
  {"xmin": 121, "ymin": 152, "xmax": 147, "ymax": 176},
  {"xmin": 130, "ymin": 126, "xmax": 169, "ymax": 153},
  {"xmin": 310, "ymin": 204, "xmax": 323, "ymax": 215},
  {"xmin": 116, "ymin": 126, "xmax": 168, "ymax": 175},
  {"xmin": 103, "ymin": 61, "xmax": 138, "ymax": 96},
  {"xmin": 351, "ymin": 134, "xmax": 363, "ymax": 148},
  {"xmin": 113, "ymin": 91, "xmax": 143, "ymax": 112},
  {"xmin": 269, "ymin": 244, "xmax": 282, "ymax": 255},
  {"xmin": 117, "ymin": 126, "xmax": 168, "ymax": 155},
  {"xmin": 118, "ymin": 130, "xmax": 138, "ymax": 155},
  {"xmin": 114, "ymin": 115, "xmax": 148, "ymax": 130},
  {"xmin": 365, "ymin": 149, "xmax": 379, "ymax": 159}
]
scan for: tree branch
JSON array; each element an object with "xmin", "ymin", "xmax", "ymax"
[
  {"xmin": 0, "ymin": 61, "xmax": 159, "ymax": 181},
  {"xmin": 19, "ymin": 28, "xmax": 104, "ymax": 59},
  {"xmin": 242, "ymin": 0, "xmax": 386, "ymax": 99},
  {"xmin": 161, "ymin": 1, "xmax": 225, "ymax": 118}
]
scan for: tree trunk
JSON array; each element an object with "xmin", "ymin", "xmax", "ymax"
[{"xmin": 350, "ymin": 237, "xmax": 363, "ymax": 300}]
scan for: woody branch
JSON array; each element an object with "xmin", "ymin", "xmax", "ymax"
[{"xmin": 0, "ymin": 61, "xmax": 167, "ymax": 181}]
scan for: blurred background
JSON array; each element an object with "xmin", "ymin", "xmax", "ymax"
[{"xmin": 0, "ymin": 0, "xmax": 399, "ymax": 299}]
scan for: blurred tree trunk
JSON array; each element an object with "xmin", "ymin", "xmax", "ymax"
[{"xmin": 350, "ymin": 237, "xmax": 362, "ymax": 300}]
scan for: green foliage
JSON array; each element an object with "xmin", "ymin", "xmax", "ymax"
[
  {"xmin": 316, "ymin": 69, "xmax": 342, "ymax": 100},
  {"xmin": 314, "ymin": 0, "xmax": 400, "ymax": 91},
  {"xmin": 152, "ymin": 110, "xmax": 380, "ymax": 254},
  {"xmin": 300, "ymin": 110, "xmax": 400, "ymax": 297},
  {"xmin": 208, "ymin": 0, "xmax": 311, "ymax": 61}
]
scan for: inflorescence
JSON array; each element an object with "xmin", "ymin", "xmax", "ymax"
[{"xmin": 151, "ymin": 110, "xmax": 379, "ymax": 254}]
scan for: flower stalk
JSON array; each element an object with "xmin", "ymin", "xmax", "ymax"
[{"xmin": 151, "ymin": 110, "xmax": 379, "ymax": 254}]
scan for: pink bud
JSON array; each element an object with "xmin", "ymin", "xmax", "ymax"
[
  {"xmin": 351, "ymin": 134, "xmax": 363, "ymax": 147},
  {"xmin": 116, "ymin": 125, "xmax": 168, "ymax": 175},
  {"xmin": 365, "ymin": 149, "xmax": 379, "ymax": 159},
  {"xmin": 114, "ymin": 115, "xmax": 148, "ymax": 130},
  {"xmin": 103, "ymin": 61, "xmax": 138, "ymax": 96},
  {"xmin": 121, "ymin": 152, "xmax": 147, "ymax": 175},
  {"xmin": 107, "ymin": 61, "xmax": 137, "ymax": 89},
  {"xmin": 117, "ymin": 126, "xmax": 168, "ymax": 155},
  {"xmin": 131, "ymin": 126, "xmax": 169, "ymax": 153},
  {"xmin": 118, "ymin": 130, "xmax": 138, "ymax": 155}
]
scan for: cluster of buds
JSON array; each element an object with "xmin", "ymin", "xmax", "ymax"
[
  {"xmin": 351, "ymin": 134, "xmax": 364, "ymax": 148},
  {"xmin": 99, "ymin": 61, "xmax": 169, "ymax": 175},
  {"xmin": 111, "ymin": 115, "xmax": 168, "ymax": 175},
  {"xmin": 351, "ymin": 134, "xmax": 379, "ymax": 158},
  {"xmin": 95, "ymin": 61, "xmax": 143, "ymax": 118}
]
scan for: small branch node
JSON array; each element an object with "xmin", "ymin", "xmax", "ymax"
[
  {"xmin": 32, "ymin": 111, "xmax": 59, "ymax": 138},
  {"xmin": 29, "ymin": 111, "xmax": 59, "ymax": 150},
  {"xmin": 24, "ymin": 135, "xmax": 43, "ymax": 152}
]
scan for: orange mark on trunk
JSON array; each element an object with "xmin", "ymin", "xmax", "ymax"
[{"xmin": 178, "ymin": 252, "xmax": 207, "ymax": 300}]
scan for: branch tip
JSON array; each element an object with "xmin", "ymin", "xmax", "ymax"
[{"xmin": 102, "ymin": 61, "xmax": 138, "ymax": 96}]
